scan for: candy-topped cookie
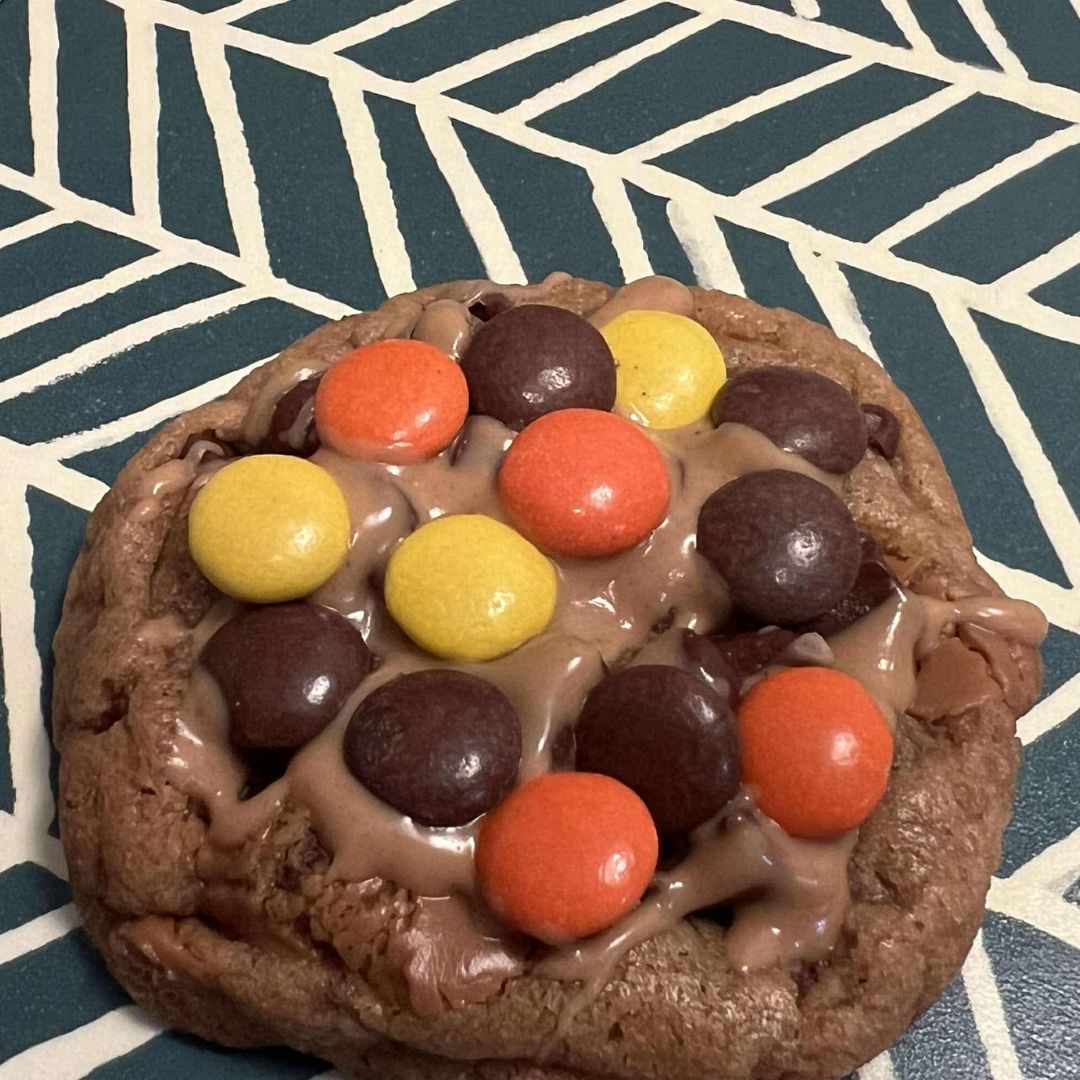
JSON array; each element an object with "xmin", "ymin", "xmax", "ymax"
[{"xmin": 53, "ymin": 274, "xmax": 1046, "ymax": 1080}]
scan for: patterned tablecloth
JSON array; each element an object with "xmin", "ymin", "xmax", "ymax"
[{"xmin": 1, "ymin": 1, "xmax": 1078, "ymax": 1077}]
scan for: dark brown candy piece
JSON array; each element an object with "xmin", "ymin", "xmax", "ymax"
[
  {"xmin": 862, "ymin": 403, "xmax": 901, "ymax": 459},
  {"xmin": 796, "ymin": 535, "xmax": 896, "ymax": 636},
  {"xmin": 260, "ymin": 375, "xmax": 322, "ymax": 456},
  {"xmin": 468, "ymin": 292, "xmax": 513, "ymax": 322},
  {"xmin": 575, "ymin": 664, "xmax": 739, "ymax": 835},
  {"xmin": 344, "ymin": 670, "xmax": 521, "ymax": 827},
  {"xmin": 204, "ymin": 603, "xmax": 372, "ymax": 749},
  {"xmin": 460, "ymin": 304, "xmax": 616, "ymax": 428},
  {"xmin": 711, "ymin": 367, "xmax": 868, "ymax": 474},
  {"xmin": 697, "ymin": 470, "xmax": 861, "ymax": 624}
]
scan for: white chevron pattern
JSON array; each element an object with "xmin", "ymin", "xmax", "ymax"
[{"xmin": 0, "ymin": 1, "xmax": 1078, "ymax": 1077}]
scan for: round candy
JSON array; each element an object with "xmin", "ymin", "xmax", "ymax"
[
  {"xmin": 575, "ymin": 665, "xmax": 739, "ymax": 834},
  {"xmin": 696, "ymin": 470, "xmax": 861, "ymax": 624},
  {"xmin": 384, "ymin": 514, "xmax": 556, "ymax": 662},
  {"xmin": 602, "ymin": 310, "xmax": 726, "ymax": 429},
  {"xmin": 315, "ymin": 339, "xmax": 468, "ymax": 463},
  {"xmin": 476, "ymin": 772, "xmax": 658, "ymax": 944},
  {"xmin": 259, "ymin": 375, "xmax": 322, "ymax": 456},
  {"xmin": 711, "ymin": 367, "xmax": 868, "ymax": 474},
  {"xmin": 188, "ymin": 455, "xmax": 350, "ymax": 603},
  {"xmin": 498, "ymin": 409, "xmax": 671, "ymax": 558},
  {"xmin": 738, "ymin": 667, "xmax": 893, "ymax": 838},
  {"xmin": 344, "ymin": 670, "xmax": 522, "ymax": 827},
  {"xmin": 461, "ymin": 304, "xmax": 616, "ymax": 428},
  {"xmin": 203, "ymin": 603, "xmax": 372, "ymax": 749}
]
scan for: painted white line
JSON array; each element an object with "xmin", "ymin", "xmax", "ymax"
[
  {"xmin": 0, "ymin": 1005, "xmax": 164, "ymax": 1080},
  {"xmin": 328, "ymin": 74, "xmax": 415, "ymax": 296},
  {"xmin": 503, "ymin": 12, "xmax": 715, "ymax": 125},
  {"xmin": 43, "ymin": 354, "xmax": 272, "ymax": 459},
  {"xmin": 666, "ymin": 199, "xmax": 745, "ymax": 294},
  {"xmin": 879, "ymin": 0, "xmax": 937, "ymax": 54},
  {"xmin": 994, "ymin": 230, "xmax": 1080, "ymax": 294},
  {"xmin": 415, "ymin": 106, "xmax": 526, "ymax": 284},
  {"xmin": 739, "ymin": 85, "xmax": 971, "ymax": 205},
  {"xmin": 622, "ymin": 56, "xmax": 867, "ymax": 162},
  {"xmin": 189, "ymin": 35, "xmax": 274, "ymax": 276},
  {"xmin": 214, "ymin": 0, "xmax": 290, "ymax": 23},
  {"xmin": 27, "ymin": 0, "xmax": 60, "ymax": 185},
  {"xmin": 1004, "ymin": 826, "xmax": 1080, "ymax": 895},
  {"xmin": 0, "ymin": 288, "xmax": 258, "ymax": 405},
  {"xmin": 125, "ymin": 7, "xmax": 161, "ymax": 228},
  {"xmin": 0, "ymin": 251, "xmax": 177, "ymax": 343},
  {"xmin": 0, "ymin": 903, "xmax": 80, "ymax": 967},
  {"xmin": 788, "ymin": 242, "xmax": 882, "ymax": 362},
  {"xmin": 1017, "ymin": 670, "xmax": 1080, "ymax": 747},
  {"xmin": 936, "ymin": 296, "xmax": 1080, "ymax": 588},
  {"xmin": 987, "ymin": 878, "xmax": 1080, "ymax": 952},
  {"xmin": 589, "ymin": 171, "xmax": 652, "ymax": 282},
  {"xmin": 0, "ymin": 481, "xmax": 53, "ymax": 855},
  {"xmin": 317, "ymin": 0, "xmax": 463, "ymax": 52},
  {"xmin": 0, "ymin": 210, "xmax": 67, "ymax": 252},
  {"xmin": 871, "ymin": 125, "xmax": 1080, "ymax": 250},
  {"xmin": 0, "ymin": 439, "xmax": 109, "ymax": 509},
  {"xmin": 962, "ymin": 931, "xmax": 1024, "ymax": 1080},
  {"xmin": 858, "ymin": 1052, "xmax": 897, "ymax": 1080},
  {"xmin": 419, "ymin": 0, "xmax": 655, "ymax": 94},
  {"xmin": 955, "ymin": 0, "xmax": 1029, "ymax": 78},
  {"xmin": 791, "ymin": 0, "xmax": 820, "ymax": 19}
]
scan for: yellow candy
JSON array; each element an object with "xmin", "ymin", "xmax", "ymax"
[
  {"xmin": 189, "ymin": 455, "xmax": 350, "ymax": 603},
  {"xmin": 385, "ymin": 515, "xmax": 557, "ymax": 662},
  {"xmin": 602, "ymin": 310, "xmax": 726, "ymax": 429}
]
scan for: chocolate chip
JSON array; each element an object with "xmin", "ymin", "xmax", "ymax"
[
  {"xmin": 711, "ymin": 367, "xmax": 868, "ymax": 474},
  {"xmin": 260, "ymin": 375, "xmax": 322, "ymax": 456},
  {"xmin": 468, "ymin": 292, "xmax": 513, "ymax": 322},
  {"xmin": 681, "ymin": 631, "xmax": 738, "ymax": 705},
  {"xmin": 862, "ymin": 404, "xmax": 901, "ymax": 459},
  {"xmin": 795, "ymin": 536, "xmax": 896, "ymax": 637},
  {"xmin": 575, "ymin": 665, "xmax": 740, "ymax": 834},
  {"xmin": 461, "ymin": 304, "xmax": 616, "ymax": 428},
  {"xmin": 203, "ymin": 603, "xmax": 372, "ymax": 749},
  {"xmin": 344, "ymin": 670, "xmax": 522, "ymax": 827},
  {"xmin": 713, "ymin": 627, "xmax": 798, "ymax": 683},
  {"xmin": 697, "ymin": 470, "xmax": 861, "ymax": 624}
]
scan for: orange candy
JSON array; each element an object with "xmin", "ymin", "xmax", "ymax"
[
  {"xmin": 315, "ymin": 339, "xmax": 468, "ymax": 463},
  {"xmin": 498, "ymin": 409, "xmax": 671, "ymax": 558},
  {"xmin": 738, "ymin": 667, "xmax": 893, "ymax": 839},
  {"xmin": 476, "ymin": 772, "xmax": 658, "ymax": 944}
]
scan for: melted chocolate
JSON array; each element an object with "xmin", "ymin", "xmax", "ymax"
[{"xmin": 150, "ymin": 277, "xmax": 1047, "ymax": 1005}]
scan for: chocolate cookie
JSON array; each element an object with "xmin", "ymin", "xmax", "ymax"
[{"xmin": 53, "ymin": 274, "xmax": 1045, "ymax": 1080}]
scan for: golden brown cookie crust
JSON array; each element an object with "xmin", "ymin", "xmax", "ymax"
[{"xmin": 54, "ymin": 277, "xmax": 1042, "ymax": 1080}]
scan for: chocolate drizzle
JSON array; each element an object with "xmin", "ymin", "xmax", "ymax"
[{"xmin": 144, "ymin": 276, "xmax": 1048, "ymax": 1014}]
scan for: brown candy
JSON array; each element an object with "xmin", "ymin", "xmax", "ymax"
[
  {"xmin": 862, "ymin": 403, "xmax": 901, "ymax": 459},
  {"xmin": 460, "ymin": 304, "xmax": 616, "ymax": 428},
  {"xmin": 575, "ymin": 665, "xmax": 740, "ymax": 835},
  {"xmin": 711, "ymin": 367, "xmax": 868, "ymax": 474},
  {"xmin": 697, "ymin": 470, "xmax": 861, "ymax": 624},
  {"xmin": 344, "ymin": 670, "xmax": 522, "ymax": 828},
  {"xmin": 259, "ymin": 375, "xmax": 322, "ymax": 456},
  {"xmin": 203, "ymin": 603, "xmax": 372, "ymax": 749}
]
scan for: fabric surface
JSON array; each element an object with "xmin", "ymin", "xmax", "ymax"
[{"xmin": 0, "ymin": 1, "xmax": 1077, "ymax": 1078}]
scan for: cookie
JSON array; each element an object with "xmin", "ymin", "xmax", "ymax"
[{"xmin": 53, "ymin": 274, "xmax": 1046, "ymax": 1080}]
